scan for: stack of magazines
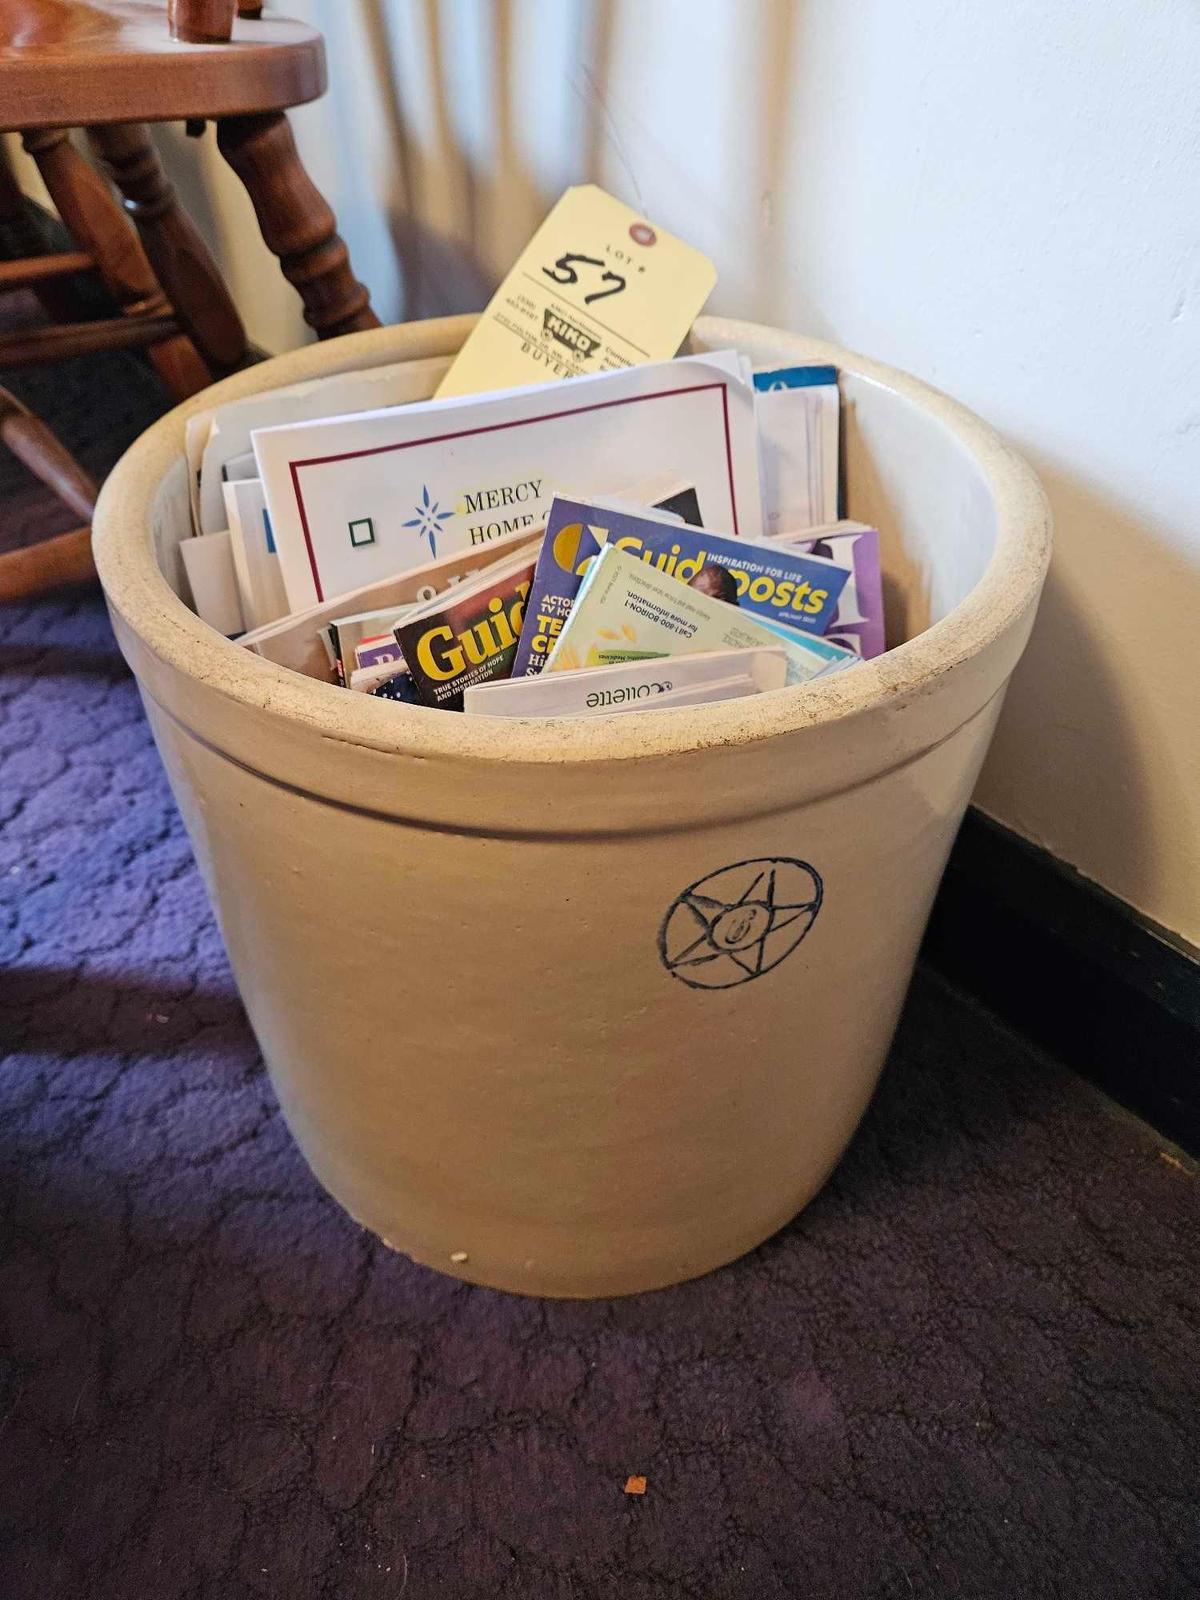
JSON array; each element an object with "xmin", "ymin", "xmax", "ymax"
[{"xmin": 177, "ymin": 184, "xmax": 886, "ymax": 721}]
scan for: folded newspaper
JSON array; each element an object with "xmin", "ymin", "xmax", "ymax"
[{"xmin": 174, "ymin": 182, "xmax": 894, "ymax": 721}]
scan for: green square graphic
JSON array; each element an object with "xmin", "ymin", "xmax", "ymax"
[{"xmin": 348, "ymin": 517, "xmax": 376, "ymax": 548}]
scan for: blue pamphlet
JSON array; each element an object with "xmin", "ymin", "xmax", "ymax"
[{"xmin": 513, "ymin": 496, "xmax": 850, "ymax": 677}]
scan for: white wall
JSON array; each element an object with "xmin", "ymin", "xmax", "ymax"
[{"xmin": 112, "ymin": 0, "xmax": 1200, "ymax": 941}]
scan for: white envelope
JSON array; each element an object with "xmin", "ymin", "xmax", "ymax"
[{"xmin": 252, "ymin": 352, "xmax": 764, "ymax": 612}]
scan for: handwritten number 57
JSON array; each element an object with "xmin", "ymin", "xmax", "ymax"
[{"xmin": 542, "ymin": 253, "xmax": 627, "ymax": 304}]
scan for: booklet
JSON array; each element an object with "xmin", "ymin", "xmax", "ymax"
[
  {"xmin": 349, "ymin": 658, "xmax": 408, "ymax": 692},
  {"xmin": 463, "ymin": 647, "xmax": 787, "ymax": 717},
  {"xmin": 344, "ymin": 661, "xmax": 424, "ymax": 703},
  {"xmin": 251, "ymin": 349, "xmax": 763, "ymax": 612},
  {"xmin": 369, "ymin": 671, "xmax": 424, "ymax": 704},
  {"xmin": 237, "ymin": 524, "xmax": 543, "ymax": 680},
  {"xmin": 434, "ymin": 184, "xmax": 717, "ymax": 399},
  {"xmin": 326, "ymin": 602, "xmax": 415, "ymax": 685},
  {"xmin": 754, "ymin": 364, "xmax": 840, "ymax": 531},
  {"xmin": 545, "ymin": 545, "xmax": 856, "ymax": 685},
  {"xmin": 393, "ymin": 546, "xmax": 539, "ymax": 710},
  {"xmin": 512, "ymin": 496, "xmax": 849, "ymax": 678},
  {"xmin": 222, "ymin": 478, "xmax": 289, "ymax": 632},
  {"xmin": 510, "ymin": 487, "xmax": 705, "ymax": 676},
  {"xmin": 771, "ymin": 520, "xmax": 885, "ymax": 660},
  {"xmin": 356, "ymin": 634, "xmax": 407, "ymax": 672}
]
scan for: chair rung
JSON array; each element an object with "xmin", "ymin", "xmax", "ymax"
[
  {"xmin": 0, "ymin": 525, "xmax": 93, "ymax": 603},
  {"xmin": 0, "ymin": 314, "xmax": 180, "ymax": 366},
  {"xmin": 0, "ymin": 253, "xmax": 96, "ymax": 293}
]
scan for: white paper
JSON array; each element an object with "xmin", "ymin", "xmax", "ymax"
[
  {"xmin": 220, "ymin": 450, "xmax": 258, "ymax": 484},
  {"xmin": 463, "ymin": 646, "xmax": 786, "ymax": 716},
  {"xmin": 251, "ymin": 352, "xmax": 763, "ymax": 613},
  {"xmin": 755, "ymin": 382, "xmax": 839, "ymax": 531},
  {"xmin": 196, "ymin": 354, "xmax": 453, "ymax": 535},
  {"xmin": 184, "ymin": 413, "xmax": 211, "ymax": 535},
  {"xmin": 222, "ymin": 478, "xmax": 289, "ymax": 631},
  {"xmin": 180, "ymin": 530, "xmax": 244, "ymax": 636}
]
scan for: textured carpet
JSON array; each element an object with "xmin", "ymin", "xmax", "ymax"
[{"xmin": 1, "ymin": 345, "xmax": 1199, "ymax": 1600}]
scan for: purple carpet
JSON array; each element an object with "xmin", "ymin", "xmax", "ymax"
[{"xmin": 2, "ymin": 340, "xmax": 1198, "ymax": 1599}]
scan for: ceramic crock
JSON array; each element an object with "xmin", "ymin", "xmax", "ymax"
[{"xmin": 94, "ymin": 316, "xmax": 1051, "ymax": 1296}]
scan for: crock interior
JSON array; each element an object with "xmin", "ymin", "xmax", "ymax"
[{"xmin": 150, "ymin": 324, "xmax": 999, "ymax": 663}]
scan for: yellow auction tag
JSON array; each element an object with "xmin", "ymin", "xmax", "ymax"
[{"xmin": 434, "ymin": 185, "xmax": 717, "ymax": 400}]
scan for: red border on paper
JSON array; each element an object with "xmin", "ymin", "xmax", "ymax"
[{"xmin": 286, "ymin": 381, "xmax": 739, "ymax": 603}]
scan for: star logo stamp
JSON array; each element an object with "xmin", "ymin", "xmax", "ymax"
[
  {"xmin": 402, "ymin": 485, "xmax": 455, "ymax": 557},
  {"xmin": 659, "ymin": 857, "xmax": 824, "ymax": 989}
]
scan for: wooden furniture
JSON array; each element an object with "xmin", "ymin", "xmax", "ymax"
[
  {"xmin": 0, "ymin": 386, "xmax": 97, "ymax": 599},
  {"xmin": 0, "ymin": 0, "xmax": 379, "ymax": 600}
]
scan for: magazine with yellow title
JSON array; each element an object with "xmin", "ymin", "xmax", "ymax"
[
  {"xmin": 394, "ymin": 546, "xmax": 538, "ymax": 710},
  {"xmin": 544, "ymin": 545, "xmax": 856, "ymax": 685}
]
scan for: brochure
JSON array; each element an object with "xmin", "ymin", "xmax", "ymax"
[
  {"xmin": 772, "ymin": 520, "xmax": 885, "ymax": 659},
  {"xmin": 180, "ymin": 530, "xmax": 243, "ymax": 637},
  {"xmin": 196, "ymin": 354, "xmax": 451, "ymax": 534},
  {"xmin": 512, "ymin": 495, "xmax": 849, "ymax": 677},
  {"xmin": 251, "ymin": 349, "xmax": 763, "ymax": 611},
  {"xmin": 544, "ymin": 545, "xmax": 856, "ymax": 685},
  {"xmin": 326, "ymin": 603, "xmax": 415, "ymax": 685},
  {"xmin": 464, "ymin": 646, "xmax": 787, "ymax": 717}
]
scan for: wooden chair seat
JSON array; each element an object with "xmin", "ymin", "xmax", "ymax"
[{"xmin": 1, "ymin": 1, "xmax": 326, "ymax": 128}]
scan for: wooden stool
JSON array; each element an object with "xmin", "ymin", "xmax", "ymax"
[{"xmin": 0, "ymin": 0, "xmax": 379, "ymax": 601}]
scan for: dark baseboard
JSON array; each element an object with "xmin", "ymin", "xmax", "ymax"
[{"xmin": 921, "ymin": 809, "xmax": 1199, "ymax": 1157}]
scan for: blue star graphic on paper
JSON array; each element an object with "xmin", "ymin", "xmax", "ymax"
[{"xmin": 402, "ymin": 485, "xmax": 455, "ymax": 557}]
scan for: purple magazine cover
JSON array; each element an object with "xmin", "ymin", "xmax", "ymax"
[
  {"xmin": 514, "ymin": 497, "xmax": 850, "ymax": 677},
  {"xmin": 775, "ymin": 523, "xmax": 885, "ymax": 660}
]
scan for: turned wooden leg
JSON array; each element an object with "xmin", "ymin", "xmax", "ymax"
[
  {"xmin": 165, "ymin": 0, "xmax": 264, "ymax": 40},
  {"xmin": 0, "ymin": 527, "xmax": 95, "ymax": 601},
  {"xmin": 167, "ymin": 0, "xmax": 235, "ymax": 42},
  {"xmin": 0, "ymin": 387, "xmax": 98, "ymax": 601},
  {"xmin": 0, "ymin": 136, "xmax": 85, "ymax": 326},
  {"xmin": 21, "ymin": 127, "xmax": 211, "ymax": 400},
  {"xmin": 88, "ymin": 123, "xmax": 247, "ymax": 374},
  {"xmin": 216, "ymin": 111, "xmax": 379, "ymax": 340},
  {"xmin": 0, "ymin": 388, "xmax": 97, "ymax": 522}
]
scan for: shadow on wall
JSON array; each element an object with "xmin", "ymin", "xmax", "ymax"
[
  {"xmin": 355, "ymin": 0, "xmax": 798, "ymax": 324},
  {"xmin": 976, "ymin": 458, "xmax": 1195, "ymax": 933},
  {"xmin": 358, "ymin": 0, "xmax": 488, "ymax": 318},
  {"xmin": 358, "ymin": 0, "xmax": 532, "ymax": 320},
  {"xmin": 138, "ymin": 0, "xmax": 814, "ymax": 334},
  {"xmin": 751, "ymin": 0, "xmax": 801, "ymax": 326},
  {"xmin": 119, "ymin": 0, "xmax": 823, "ymax": 339}
]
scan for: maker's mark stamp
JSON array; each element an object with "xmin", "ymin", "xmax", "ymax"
[{"xmin": 659, "ymin": 857, "xmax": 824, "ymax": 989}]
